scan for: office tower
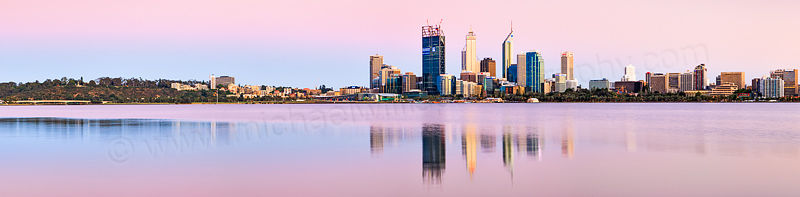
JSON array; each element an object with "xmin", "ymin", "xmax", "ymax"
[
  {"xmin": 553, "ymin": 73, "xmax": 567, "ymax": 93},
  {"xmin": 720, "ymin": 72, "xmax": 746, "ymax": 90},
  {"xmin": 645, "ymin": 72, "xmax": 652, "ymax": 91},
  {"xmin": 508, "ymin": 64, "xmax": 518, "ymax": 84},
  {"xmin": 770, "ymin": 69, "xmax": 798, "ymax": 96},
  {"xmin": 693, "ymin": 64, "xmax": 707, "ymax": 90},
  {"xmin": 667, "ymin": 73, "xmax": 681, "ymax": 92},
  {"xmin": 401, "ymin": 72, "xmax": 418, "ymax": 93},
  {"xmin": 566, "ymin": 80, "xmax": 578, "ymax": 90},
  {"xmin": 464, "ymin": 28, "xmax": 478, "ymax": 73},
  {"xmin": 561, "ymin": 52, "xmax": 574, "ymax": 80},
  {"xmin": 369, "ymin": 55, "xmax": 384, "ymax": 88},
  {"xmin": 379, "ymin": 65, "xmax": 401, "ymax": 93},
  {"xmin": 422, "ymin": 124, "xmax": 446, "ymax": 186},
  {"xmin": 436, "ymin": 74, "xmax": 455, "ymax": 96},
  {"xmin": 518, "ymin": 51, "xmax": 545, "ymax": 92},
  {"xmin": 502, "ymin": 24, "xmax": 513, "ymax": 80},
  {"xmin": 680, "ymin": 72, "xmax": 694, "ymax": 92},
  {"xmin": 209, "ymin": 74, "xmax": 217, "ymax": 89},
  {"xmin": 422, "ymin": 24, "xmax": 446, "ymax": 95},
  {"xmin": 589, "ymin": 78, "xmax": 610, "ymax": 90},
  {"xmin": 758, "ymin": 76, "xmax": 784, "ymax": 98},
  {"xmin": 516, "ymin": 53, "xmax": 526, "ymax": 86},
  {"xmin": 622, "ymin": 64, "xmax": 636, "ymax": 81},
  {"xmin": 649, "ymin": 73, "xmax": 668, "ymax": 93},
  {"xmin": 752, "ymin": 78, "xmax": 762, "ymax": 97},
  {"xmin": 614, "ymin": 81, "xmax": 645, "ymax": 93},
  {"xmin": 479, "ymin": 58, "xmax": 496, "ymax": 77},
  {"xmin": 460, "ymin": 71, "xmax": 477, "ymax": 83},
  {"xmin": 484, "ymin": 76, "xmax": 496, "ymax": 93},
  {"xmin": 461, "ymin": 46, "xmax": 467, "ymax": 71}
]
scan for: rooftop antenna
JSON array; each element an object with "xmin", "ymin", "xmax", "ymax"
[
  {"xmin": 511, "ymin": 21, "xmax": 513, "ymax": 31},
  {"xmin": 426, "ymin": 19, "xmax": 429, "ymax": 26}
]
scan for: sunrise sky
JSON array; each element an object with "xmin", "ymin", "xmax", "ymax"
[{"xmin": 1, "ymin": 0, "xmax": 798, "ymax": 88}]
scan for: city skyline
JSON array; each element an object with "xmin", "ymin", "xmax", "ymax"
[{"xmin": 1, "ymin": 0, "xmax": 799, "ymax": 88}]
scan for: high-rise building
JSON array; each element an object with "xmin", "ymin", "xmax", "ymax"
[
  {"xmin": 213, "ymin": 76, "xmax": 235, "ymax": 88},
  {"xmin": 479, "ymin": 58, "xmax": 496, "ymax": 77},
  {"xmin": 622, "ymin": 64, "xmax": 636, "ymax": 81},
  {"xmin": 553, "ymin": 73, "xmax": 567, "ymax": 93},
  {"xmin": 209, "ymin": 74, "xmax": 217, "ymax": 89},
  {"xmin": 667, "ymin": 73, "xmax": 681, "ymax": 92},
  {"xmin": 693, "ymin": 64, "xmax": 708, "ymax": 90},
  {"xmin": 401, "ymin": 72, "xmax": 418, "ymax": 93},
  {"xmin": 518, "ymin": 51, "xmax": 545, "ymax": 92},
  {"xmin": 369, "ymin": 55, "xmax": 384, "ymax": 88},
  {"xmin": 516, "ymin": 53, "xmax": 527, "ymax": 86},
  {"xmin": 379, "ymin": 66, "xmax": 402, "ymax": 94},
  {"xmin": 680, "ymin": 72, "xmax": 694, "ymax": 92},
  {"xmin": 649, "ymin": 73, "xmax": 668, "ymax": 93},
  {"xmin": 758, "ymin": 76, "xmax": 784, "ymax": 98},
  {"xmin": 770, "ymin": 69, "xmax": 798, "ymax": 96},
  {"xmin": 614, "ymin": 81, "xmax": 645, "ymax": 93},
  {"xmin": 464, "ymin": 28, "xmax": 478, "ymax": 73},
  {"xmin": 508, "ymin": 64, "xmax": 517, "ymax": 83},
  {"xmin": 589, "ymin": 78, "xmax": 610, "ymax": 90},
  {"xmin": 501, "ymin": 24, "xmax": 513, "ymax": 80},
  {"xmin": 720, "ymin": 72, "xmax": 746, "ymax": 90},
  {"xmin": 422, "ymin": 24, "xmax": 446, "ymax": 95},
  {"xmin": 566, "ymin": 80, "xmax": 578, "ymax": 90},
  {"xmin": 436, "ymin": 74, "xmax": 455, "ymax": 96},
  {"xmin": 460, "ymin": 71, "xmax": 478, "ymax": 83},
  {"xmin": 561, "ymin": 52, "xmax": 574, "ymax": 80}
]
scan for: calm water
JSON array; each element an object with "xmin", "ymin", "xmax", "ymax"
[{"xmin": 1, "ymin": 104, "xmax": 799, "ymax": 196}]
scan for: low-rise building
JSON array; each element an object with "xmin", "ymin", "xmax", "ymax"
[{"xmin": 589, "ymin": 78, "xmax": 610, "ymax": 90}]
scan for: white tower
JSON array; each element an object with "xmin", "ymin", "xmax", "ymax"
[{"xmin": 622, "ymin": 64, "xmax": 636, "ymax": 81}]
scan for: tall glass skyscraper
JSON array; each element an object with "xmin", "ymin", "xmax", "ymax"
[
  {"xmin": 524, "ymin": 51, "xmax": 545, "ymax": 93},
  {"xmin": 501, "ymin": 25, "xmax": 513, "ymax": 80},
  {"xmin": 422, "ymin": 24, "xmax": 446, "ymax": 95}
]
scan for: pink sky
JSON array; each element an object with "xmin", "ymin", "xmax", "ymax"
[{"xmin": 1, "ymin": 0, "xmax": 799, "ymax": 87}]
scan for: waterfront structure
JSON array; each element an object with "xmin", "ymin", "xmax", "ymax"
[
  {"xmin": 693, "ymin": 64, "xmax": 708, "ymax": 90},
  {"xmin": 422, "ymin": 24, "xmax": 446, "ymax": 95},
  {"xmin": 464, "ymin": 28, "xmax": 478, "ymax": 73},
  {"xmin": 456, "ymin": 80, "xmax": 478, "ymax": 96},
  {"xmin": 401, "ymin": 72, "xmax": 418, "ymax": 93},
  {"xmin": 649, "ymin": 73, "xmax": 668, "ymax": 93},
  {"xmin": 770, "ymin": 69, "xmax": 798, "ymax": 96},
  {"xmin": 484, "ymin": 76, "xmax": 496, "ymax": 93},
  {"xmin": 710, "ymin": 82, "xmax": 738, "ymax": 96},
  {"xmin": 680, "ymin": 72, "xmax": 694, "ymax": 92},
  {"xmin": 370, "ymin": 55, "xmax": 384, "ymax": 88},
  {"xmin": 757, "ymin": 76, "xmax": 784, "ymax": 98},
  {"xmin": 501, "ymin": 24, "xmax": 513, "ymax": 80},
  {"xmin": 436, "ymin": 74, "xmax": 455, "ymax": 96},
  {"xmin": 340, "ymin": 86, "xmax": 365, "ymax": 95},
  {"xmin": 614, "ymin": 81, "xmax": 645, "ymax": 93},
  {"xmin": 561, "ymin": 52, "xmax": 574, "ymax": 80},
  {"xmin": 622, "ymin": 64, "xmax": 636, "ymax": 81},
  {"xmin": 518, "ymin": 51, "xmax": 545, "ymax": 93},
  {"xmin": 589, "ymin": 78, "xmax": 610, "ymax": 90},
  {"xmin": 480, "ymin": 58, "xmax": 496, "ymax": 77},
  {"xmin": 719, "ymin": 72, "xmax": 746, "ymax": 90}
]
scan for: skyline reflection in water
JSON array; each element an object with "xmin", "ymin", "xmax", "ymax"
[{"xmin": 1, "ymin": 104, "xmax": 800, "ymax": 196}]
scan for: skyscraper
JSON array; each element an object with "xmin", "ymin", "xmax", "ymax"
[
  {"xmin": 561, "ymin": 52, "xmax": 574, "ymax": 80},
  {"xmin": 422, "ymin": 24, "xmax": 446, "ymax": 95},
  {"xmin": 693, "ymin": 64, "xmax": 707, "ymax": 90},
  {"xmin": 680, "ymin": 72, "xmax": 694, "ymax": 92},
  {"xmin": 519, "ymin": 51, "xmax": 545, "ymax": 93},
  {"xmin": 369, "ymin": 55, "xmax": 384, "ymax": 88},
  {"xmin": 479, "ymin": 58, "xmax": 496, "ymax": 77},
  {"xmin": 436, "ymin": 74, "xmax": 455, "ymax": 96},
  {"xmin": 501, "ymin": 24, "xmax": 513, "ymax": 80},
  {"xmin": 464, "ymin": 28, "xmax": 478, "ymax": 73},
  {"xmin": 401, "ymin": 72, "xmax": 418, "ymax": 93},
  {"xmin": 770, "ymin": 69, "xmax": 798, "ymax": 96},
  {"xmin": 622, "ymin": 64, "xmax": 636, "ymax": 81},
  {"xmin": 209, "ymin": 74, "xmax": 216, "ymax": 89},
  {"xmin": 720, "ymin": 72, "xmax": 746, "ymax": 90}
]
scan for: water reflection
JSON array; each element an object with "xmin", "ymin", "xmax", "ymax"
[{"xmin": 422, "ymin": 124, "xmax": 446, "ymax": 186}]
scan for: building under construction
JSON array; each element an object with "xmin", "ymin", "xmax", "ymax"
[{"xmin": 422, "ymin": 23, "xmax": 445, "ymax": 95}]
